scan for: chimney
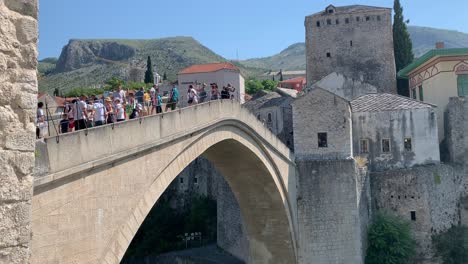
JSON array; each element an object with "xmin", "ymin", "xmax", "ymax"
[{"xmin": 436, "ymin": 42, "xmax": 445, "ymax": 49}]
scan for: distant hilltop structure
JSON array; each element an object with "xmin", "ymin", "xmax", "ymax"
[{"xmin": 305, "ymin": 5, "xmax": 397, "ymax": 93}]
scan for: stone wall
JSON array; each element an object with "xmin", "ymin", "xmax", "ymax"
[
  {"xmin": 293, "ymin": 88, "xmax": 352, "ymax": 160},
  {"xmin": 352, "ymin": 107, "xmax": 440, "ymax": 171},
  {"xmin": 0, "ymin": 0, "xmax": 38, "ymax": 263},
  {"xmin": 305, "ymin": 6, "xmax": 396, "ymax": 92},
  {"xmin": 296, "ymin": 159, "xmax": 368, "ymax": 264},
  {"xmin": 445, "ymin": 97, "xmax": 468, "ymax": 164},
  {"xmin": 371, "ymin": 164, "xmax": 468, "ymax": 261}
]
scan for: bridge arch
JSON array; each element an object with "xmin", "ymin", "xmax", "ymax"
[{"xmin": 32, "ymin": 101, "xmax": 298, "ymax": 264}]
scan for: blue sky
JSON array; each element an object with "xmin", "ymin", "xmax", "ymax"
[{"xmin": 39, "ymin": 0, "xmax": 468, "ymax": 60}]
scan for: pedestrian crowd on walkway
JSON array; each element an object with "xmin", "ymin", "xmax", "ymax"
[{"xmin": 36, "ymin": 82, "xmax": 237, "ymax": 138}]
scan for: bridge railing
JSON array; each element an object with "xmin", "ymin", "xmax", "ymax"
[{"xmin": 35, "ymin": 99, "xmax": 292, "ymax": 179}]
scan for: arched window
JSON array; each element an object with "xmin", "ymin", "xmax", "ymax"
[{"xmin": 267, "ymin": 113, "xmax": 272, "ymax": 123}]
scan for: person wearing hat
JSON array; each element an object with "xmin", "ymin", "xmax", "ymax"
[
  {"xmin": 114, "ymin": 98, "xmax": 125, "ymax": 122},
  {"xmin": 104, "ymin": 97, "xmax": 115, "ymax": 124}
]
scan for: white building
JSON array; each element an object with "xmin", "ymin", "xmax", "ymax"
[{"xmin": 178, "ymin": 62, "xmax": 245, "ymax": 103}]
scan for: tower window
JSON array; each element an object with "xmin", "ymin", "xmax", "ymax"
[
  {"xmin": 326, "ymin": 52, "xmax": 331, "ymax": 58},
  {"xmin": 410, "ymin": 211, "xmax": 416, "ymax": 221},
  {"xmin": 335, "ymin": 19, "xmax": 339, "ymax": 25},
  {"xmin": 404, "ymin": 138, "xmax": 412, "ymax": 151},
  {"xmin": 328, "ymin": 9, "xmax": 334, "ymax": 14},
  {"xmin": 318, "ymin": 133, "xmax": 328, "ymax": 148},
  {"xmin": 180, "ymin": 177, "xmax": 184, "ymax": 184},
  {"xmin": 350, "ymin": 41, "xmax": 353, "ymax": 47},
  {"xmin": 345, "ymin": 18, "xmax": 350, "ymax": 24},
  {"xmin": 316, "ymin": 21, "xmax": 321, "ymax": 27},
  {"xmin": 377, "ymin": 15, "xmax": 381, "ymax": 21},
  {"xmin": 366, "ymin": 16, "xmax": 370, "ymax": 21},
  {"xmin": 327, "ymin": 19, "xmax": 332, "ymax": 25},
  {"xmin": 356, "ymin": 16, "xmax": 360, "ymax": 22},
  {"xmin": 267, "ymin": 113, "xmax": 272, "ymax": 123},
  {"xmin": 194, "ymin": 177, "xmax": 198, "ymax": 184}
]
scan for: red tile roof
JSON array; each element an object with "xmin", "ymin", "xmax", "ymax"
[
  {"xmin": 279, "ymin": 77, "xmax": 306, "ymax": 84},
  {"xmin": 178, "ymin": 62, "xmax": 240, "ymax": 75}
]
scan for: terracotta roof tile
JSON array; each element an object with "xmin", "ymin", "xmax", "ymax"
[{"xmin": 178, "ymin": 62, "xmax": 239, "ymax": 75}]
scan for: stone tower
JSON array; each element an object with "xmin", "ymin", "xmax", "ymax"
[{"xmin": 305, "ymin": 5, "xmax": 397, "ymax": 93}]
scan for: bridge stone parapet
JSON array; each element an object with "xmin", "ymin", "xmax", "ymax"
[{"xmin": 32, "ymin": 100, "xmax": 298, "ymax": 264}]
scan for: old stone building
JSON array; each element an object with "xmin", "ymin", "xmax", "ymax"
[
  {"xmin": 311, "ymin": 72, "xmax": 378, "ymax": 101},
  {"xmin": 244, "ymin": 88, "xmax": 297, "ymax": 150},
  {"xmin": 305, "ymin": 5, "xmax": 396, "ymax": 93},
  {"xmin": 351, "ymin": 93, "xmax": 440, "ymax": 171},
  {"xmin": 292, "ymin": 88, "xmax": 353, "ymax": 159}
]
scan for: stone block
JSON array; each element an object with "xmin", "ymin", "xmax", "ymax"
[
  {"xmin": 14, "ymin": 16, "xmax": 37, "ymax": 44},
  {"xmin": 4, "ymin": 0, "xmax": 38, "ymax": 19}
]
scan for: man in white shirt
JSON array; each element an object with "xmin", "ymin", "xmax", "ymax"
[
  {"xmin": 92, "ymin": 98, "xmax": 106, "ymax": 126},
  {"xmin": 73, "ymin": 96, "xmax": 88, "ymax": 131}
]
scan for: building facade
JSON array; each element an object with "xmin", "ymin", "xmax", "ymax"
[
  {"xmin": 292, "ymin": 88, "xmax": 353, "ymax": 160},
  {"xmin": 305, "ymin": 5, "xmax": 396, "ymax": 93},
  {"xmin": 398, "ymin": 47, "xmax": 468, "ymax": 141},
  {"xmin": 351, "ymin": 93, "xmax": 440, "ymax": 171},
  {"xmin": 278, "ymin": 77, "xmax": 306, "ymax": 91},
  {"xmin": 244, "ymin": 88, "xmax": 297, "ymax": 150},
  {"xmin": 259, "ymin": 70, "xmax": 306, "ymax": 81},
  {"xmin": 178, "ymin": 62, "xmax": 246, "ymax": 103}
]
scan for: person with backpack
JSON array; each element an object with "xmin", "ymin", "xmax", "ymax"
[
  {"xmin": 152, "ymin": 90, "xmax": 163, "ymax": 114},
  {"xmin": 165, "ymin": 83, "xmax": 179, "ymax": 111}
]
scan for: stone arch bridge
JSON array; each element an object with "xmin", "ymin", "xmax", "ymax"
[{"xmin": 32, "ymin": 100, "xmax": 298, "ymax": 264}]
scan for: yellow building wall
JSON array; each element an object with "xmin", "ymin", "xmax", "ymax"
[{"xmin": 410, "ymin": 60, "xmax": 460, "ymax": 141}]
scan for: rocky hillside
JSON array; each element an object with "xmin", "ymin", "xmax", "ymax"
[
  {"xmin": 239, "ymin": 26, "xmax": 468, "ymax": 71},
  {"xmin": 240, "ymin": 43, "xmax": 306, "ymax": 72},
  {"xmin": 39, "ymin": 37, "xmax": 264, "ymax": 93}
]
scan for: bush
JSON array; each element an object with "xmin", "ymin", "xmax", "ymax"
[
  {"xmin": 246, "ymin": 79, "xmax": 264, "ymax": 95},
  {"xmin": 365, "ymin": 212, "xmax": 416, "ymax": 264},
  {"xmin": 433, "ymin": 225, "xmax": 468, "ymax": 264}
]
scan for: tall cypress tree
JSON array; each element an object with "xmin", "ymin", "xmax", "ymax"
[
  {"xmin": 144, "ymin": 56, "xmax": 155, "ymax": 84},
  {"xmin": 393, "ymin": 0, "xmax": 414, "ymax": 72}
]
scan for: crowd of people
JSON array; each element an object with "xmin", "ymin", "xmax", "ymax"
[{"xmin": 36, "ymin": 82, "xmax": 237, "ymax": 138}]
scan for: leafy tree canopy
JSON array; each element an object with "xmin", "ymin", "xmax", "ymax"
[{"xmin": 365, "ymin": 212, "xmax": 416, "ymax": 264}]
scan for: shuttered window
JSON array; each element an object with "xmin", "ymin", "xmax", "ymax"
[{"xmin": 458, "ymin": 74, "xmax": 468, "ymax": 96}]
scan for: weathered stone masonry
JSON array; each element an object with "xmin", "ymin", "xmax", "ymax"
[{"xmin": 0, "ymin": 0, "xmax": 38, "ymax": 263}]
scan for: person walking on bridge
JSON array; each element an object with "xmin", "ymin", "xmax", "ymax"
[{"xmin": 165, "ymin": 83, "xmax": 179, "ymax": 111}]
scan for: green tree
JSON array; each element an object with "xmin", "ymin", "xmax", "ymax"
[
  {"xmin": 433, "ymin": 225, "xmax": 468, "ymax": 264},
  {"xmin": 105, "ymin": 77, "xmax": 123, "ymax": 89},
  {"xmin": 393, "ymin": 0, "xmax": 414, "ymax": 72},
  {"xmin": 365, "ymin": 212, "xmax": 416, "ymax": 264},
  {"xmin": 163, "ymin": 72, "xmax": 167, "ymax": 81},
  {"xmin": 246, "ymin": 80, "xmax": 264, "ymax": 95},
  {"xmin": 53, "ymin": 88, "xmax": 60, "ymax": 96},
  {"xmin": 261, "ymin": 80, "xmax": 278, "ymax": 91},
  {"xmin": 144, "ymin": 56, "xmax": 155, "ymax": 84}
]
